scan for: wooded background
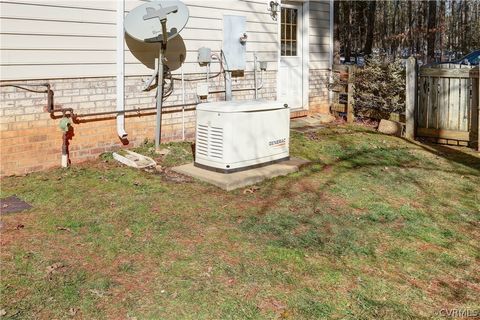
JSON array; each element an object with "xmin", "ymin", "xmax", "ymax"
[{"xmin": 334, "ymin": 0, "xmax": 480, "ymax": 63}]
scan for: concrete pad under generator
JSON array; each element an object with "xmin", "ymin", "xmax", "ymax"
[{"xmin": 172, "ymin": 158, "xmax": 310, "ymax": 191}]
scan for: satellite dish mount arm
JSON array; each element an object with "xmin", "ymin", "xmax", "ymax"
[
  {"xmin": 142, "ymin": 58, "xmax": 159, "ymax": 91},
  {"xmin": 143, "ymin": 5, "xmax": 178, "ymax": 48}
]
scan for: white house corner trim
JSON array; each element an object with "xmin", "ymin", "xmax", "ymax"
[
  {"xmin": 276, "ymin": 1, "xmax": 282, "ymax": 104},
  {"xmin": 302, "ymin": 0, "xmax": 310, "ymax": 110},
  {"xmin": 329, "ymin": 0, "xmax": 334, "ymax": 108}
]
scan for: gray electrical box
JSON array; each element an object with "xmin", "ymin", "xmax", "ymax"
[
  {"xmin": 198, "ymin": 47, "xmax": 211, "ymax": 65},
  {"xmin": 223, "ymin": 15, "xmax": 246, "ymax": 71},
  {"xmin": 259, "ymin": 61, "xmax": 268, "ymax": 71}
]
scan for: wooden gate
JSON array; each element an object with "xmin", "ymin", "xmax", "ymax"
[{"xmin": 406, "ymin": 60, "xmax": 479, "ymax": 148}]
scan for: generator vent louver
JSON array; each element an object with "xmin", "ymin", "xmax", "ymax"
[{"xmin": 197, "ymin": 124, "xmax": 223, "ymax": 159}]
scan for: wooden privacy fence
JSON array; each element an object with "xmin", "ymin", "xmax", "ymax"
[
  {"xmin": 405, "ymin": 57, "xmax": 480, "ymax": 149},
  {"xmin": 330, "ymin": 64, "xmax": 355, "ymax": 123}
]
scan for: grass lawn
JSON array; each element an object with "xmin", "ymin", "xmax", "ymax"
[{"xmin": 1, "ymin": 124, "xmax": 479, "ymax": 319}]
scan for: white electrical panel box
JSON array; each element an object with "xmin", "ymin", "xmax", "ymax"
[
  {"xmin": 195, "ymin": 100, "xmax": 290, "ymax": 173},
  {"xmin": 223, "ymin": 15, "xmax": 247, "ymax": 71},
  {"xmin": 196, "ymin": 83, "xmax": 209, "ymax": 99}
]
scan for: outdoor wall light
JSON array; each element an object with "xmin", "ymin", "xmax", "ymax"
[{"xmin": 268, "ymin": 1, "xmax": 280, "ymax": 20}]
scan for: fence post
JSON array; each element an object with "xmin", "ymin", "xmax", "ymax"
[
  {"xmin": 476, "ymin": 69, "xmax": 480, "ymax": 151},
  {"xmin": 405, "ymin": 57, "xmax": 417, "ymax": 140},
  {"xmin": 471, "ymin": 68, "xmax": 480, "ymax": 151},
  {"xmin": 347, "ymin": 65, "xmax": 355, "ymax": 123}
]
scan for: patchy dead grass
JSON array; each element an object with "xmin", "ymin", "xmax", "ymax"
[{"xmin": 1, "ymin": 124, "xmax": 479, "ymax": 319}]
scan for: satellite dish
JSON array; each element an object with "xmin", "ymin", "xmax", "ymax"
[
  {"xmin": 125, "ymin": 33, "xmax": 187, "ymax": 71},
  {"xmin": 124, "ymin": 0, "xmax": 189, "ymax": 43},
  {"xmin": 124, "ymin": 0, "xmax": 189, "ymax": 150}
]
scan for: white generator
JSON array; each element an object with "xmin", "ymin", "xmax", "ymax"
[{"xmin": 195, "ymin": 100, "xmax": 290, "ymax": 173}]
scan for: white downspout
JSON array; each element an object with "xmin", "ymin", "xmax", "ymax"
[{"xmin": 116, "ymin": 0, "xmax": 127, "ymax": 139}]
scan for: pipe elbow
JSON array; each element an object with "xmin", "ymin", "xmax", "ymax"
[{"xmin": 116, "ymin": 116, "xmax": 128, "ymax": 139}]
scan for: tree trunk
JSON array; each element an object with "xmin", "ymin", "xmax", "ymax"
[
  {"xmin": 463, "ymin": 1, "xmax": 469, "ymax": 53},
  {"xmin": 390, "ymin": 0, "xmax": 399, "ymax": 58},
  {"xmin": 364, "ymin": 1, "xmax": 376, "ymax": 56},
  {"xmin": 427, "ymin": 0, "xmax": 437, "ymax": 63},
  {"xmin": 333, "ymin": 0, "xmax": 340, "ymax": 64},
  {"xmin": 408, "ymin": 0, "xmax": 414, "ymax": 55},
  {"xmin": 416, "ymin": 1, "xmax": 423, "ymax": 57},
  {"xmin": 343, "ymin": 1, "xmax": 352, "ymax": 62},
  {"xmin": 421, "ymin": 1, "xmax": 428, "ymax": 62},
  {"xmin": 333, "ymin": 0, "xmax": 479, "ymax": 63},
  {"xmin": 439, "ymin": 0, "xmax": 445, "ymax": 61},
  {"xmin": 382, "ymin": 1, "xmax": 387, "ymax": 53}
]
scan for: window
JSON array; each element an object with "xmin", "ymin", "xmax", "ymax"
[{"xmin": 281, "ymin": 7, "xmax": 297, "ymax": 56}]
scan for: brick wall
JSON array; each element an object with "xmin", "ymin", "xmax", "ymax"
[
  {"xmin": 0, "ymin": 69, "xmax": 332, "ymax": 177},
  {"xmin": 309, "ymin": 69, "xmax": 331, "ymax": 114},
  {"xmin": 0, "ymin": 71, "xmax": 278, "ymax": 176}
]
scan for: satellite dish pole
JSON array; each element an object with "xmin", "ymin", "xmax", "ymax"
[
  {"xmin": 124, "ymin": 0, "xmax": 188, "ymax": 150},
  {"xmin": 143, "ymin": 5, "xmax": 178, "ymax": 150}
]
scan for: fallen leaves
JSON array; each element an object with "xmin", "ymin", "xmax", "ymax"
[
  {"xmin": 280, "ymin": 310, "xmax": 291, "ymax": 319},
  {"xmin": 2, "ymin": 223, "xmax": 26, "ymax": 231},
  {"xmin": 243, "ymin": 186, "xmax": 260, "ymax": 194},
  {"xmin": 203, "ymin": 266, "xmax": 213, "ymax": 278},
  {"xmin": 45, "ymin": 262, "xmax": 66, "ymax": 279},
  {"xmin": 14, "ymin": 224, "xmax": 24, "ymax": 230},
  {"xmin": 89, "ymin": 289, "xmax": 106, "ymax": 298},
  {"xmin": 322, "ymin": 164, "xmax": 333, "ymax": 172},
  {"xmin": 156, "ymin": 148, "xmax": 170, "ymax": 156},
  {"xmin": 68, "ymin": 307, "xmax": 79, "ymax": 317},
  {"xmin": 258, "ymin": 298, "xmax": 287, "ymax": 317},
  {"xmin": 124, "ymin": 228, "xmax": 133, "ymax": 238},
  {"xmin": 161, "ymin": 170, "xmax": 192, "ymax": 183}
]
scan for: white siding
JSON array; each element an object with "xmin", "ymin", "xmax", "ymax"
[
  {"xmin": 0, "ymin": 0, "xmax": 279, "ymax": 80},
  {"xmin": 308, "ymin": 0, "xmax": 330, "ymax": 70}
]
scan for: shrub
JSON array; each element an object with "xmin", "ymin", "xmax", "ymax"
[{"xmin": 353, "ymin": 55, "xmax": 406, "ymax": 120}]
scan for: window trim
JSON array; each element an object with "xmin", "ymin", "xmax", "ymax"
[{"xmin": 280, "ymin": 7, "xmax": 299, "ymax": 57}]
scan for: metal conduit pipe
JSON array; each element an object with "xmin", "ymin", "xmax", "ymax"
[
  {"xmin": 257, "ymin": 68, "xmax": 265, "ymax": 90},
  {"xmin": 209, "ymin": 87, "xmax": 259, "ymax": 94},
  {"xmin": 181, "ymin": 60, "xmax": 186, "ymax": 141},
  {"xmin": 209, "ymin": 69, "xmax": 264, "ymax": 94},
  {"xmin": 0, "ymin": 83, "xmax": 55, "ymax": 112},
  {"xmin": 72, "ymin": 102, "xmax": 199, "ymax": 118},
  {"xmin": 254, "ymin": 53, "xmax": 258, "ymax": 99},
  {"xmin": 225, "ymin": 71, "xmax": 232, "ymax": 101}
]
